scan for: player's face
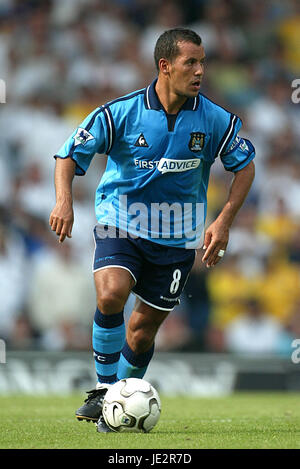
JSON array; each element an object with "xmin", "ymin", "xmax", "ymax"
[{"xmin": 168, "ymin": 41, "xmax": 205, "ymax": 98}]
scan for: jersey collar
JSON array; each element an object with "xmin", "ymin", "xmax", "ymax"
[{"xmin": 144, "ymin": 78, "xmax": 199, "ymax": 112}]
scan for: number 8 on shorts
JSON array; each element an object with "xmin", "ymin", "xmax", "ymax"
[{"xmin": 170, "ymin": 269, "xmax": 182, "ymax": 294}]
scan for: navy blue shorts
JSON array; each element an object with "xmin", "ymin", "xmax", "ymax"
[{"xmin": 93, "ymin": 224, "xmax": 195, "ymax": 311}]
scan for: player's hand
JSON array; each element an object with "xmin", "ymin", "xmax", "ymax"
[
  {"xmin": 201, "ymin": 219, "xmax": 229, "ymax": 268},
  {"xmin": 49, "ymin": 202, "xmax": 74, "ymax": 243}
]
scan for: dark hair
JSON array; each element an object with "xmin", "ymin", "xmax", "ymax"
[{"xmin": 154, "ymin": 28, "xmax": 202, "ymax": 71}]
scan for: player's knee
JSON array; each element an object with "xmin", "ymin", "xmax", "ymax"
[{"xmin": 97, "ymin": 290, "xmax": 127, "ymax": 315}]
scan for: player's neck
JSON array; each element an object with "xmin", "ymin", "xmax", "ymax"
[{"xmin": 155, "ymin": 78, "xmax": 187, "ymax": 115}]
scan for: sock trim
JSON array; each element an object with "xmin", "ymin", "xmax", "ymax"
[
  {"xmin": 121, "ymin": 341, "xmax": 154, "ymax": 368},
  {"xmin": 93, "ymin": 349, "xmax": 121, "ymax": 364},
  {"xmin": 97, "ymin": 373, "xmax": 117, "ymax": 384},
  {"xmin": 94, "ymin": 308, "xmax": 124, "ymax": 328}
]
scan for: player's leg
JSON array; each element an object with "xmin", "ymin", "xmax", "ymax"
[
  {"xmin": 76, "ymin": 227, "xmax": 141, "ymax": 426},
  {"xmin": 89, "ymin": 226, "xmax": 141, "ymax": 385},
  {"xmin": 117, "ymin": 298, "xmax": 169, "ymax": 380},
  {"xmin": 117, "ymin": 248, "xmax": 195, "ymax": 380},
  {"xmin": 76, "ymin": 267, "xmax": 134, "ymax": 424},
  {"xmin": 93, "ymin": 267, "xmax": 135, "ymax": 384}
]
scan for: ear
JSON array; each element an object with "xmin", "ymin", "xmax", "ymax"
[{"xmin": 158, "ymin": 58, "xmax": 170, "ymax": 75}]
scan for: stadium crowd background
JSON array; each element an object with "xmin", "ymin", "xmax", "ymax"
[{"xmin": 0, "ymin": 0, "xmax": 299, "ymax": 356}]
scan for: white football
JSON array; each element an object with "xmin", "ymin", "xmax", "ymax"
[{"xmin": 102, "ymin": 378, "xmax": 161, "ymax": 433}]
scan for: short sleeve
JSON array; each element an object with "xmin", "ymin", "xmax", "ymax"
[
  {"xmin": 221, "ymin": 134, "xmax": 255, "ymax": 173},
  {"xmin": 213, "ymin": 110, "xmax": 255, "ymax": 173},
  {"xmin": 54, "ymin": 107, "xmax": 108, "ymax": 175}
]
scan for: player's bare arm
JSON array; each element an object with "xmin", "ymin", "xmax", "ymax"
[
  {"xmin": 49, "ymin": 156, "xmax": 76, "ymax": 243},
  {"xmin": 202, "ymin": 160, "xmax": 255, "ymax": 268}
]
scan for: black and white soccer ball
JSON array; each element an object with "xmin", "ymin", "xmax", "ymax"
[{"xmin": 102, "ymin": 378, "xmax": 161, "ymax": 433}]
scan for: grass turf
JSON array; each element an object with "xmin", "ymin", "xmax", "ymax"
[{"xmin": 0, "ymin": 392, "xmax": 299, "ymax": 449}]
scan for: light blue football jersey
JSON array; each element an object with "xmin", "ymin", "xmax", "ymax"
[{"xmin": 55, "ymin": 79, "xmax": 255, "ymax": 249}]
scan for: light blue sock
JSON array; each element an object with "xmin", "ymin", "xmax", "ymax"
[
  {"xmin": 92, "ymin": 308, "xmax": 125, "ymax": 384},
  {"xmin": 117, "ymin": 340, "xmax": 154, "ymax": 380}
]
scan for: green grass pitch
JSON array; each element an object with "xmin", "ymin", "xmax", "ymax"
[{"xmin": 0, "ymin": 392, "xmax": 299, "ymax": 449}]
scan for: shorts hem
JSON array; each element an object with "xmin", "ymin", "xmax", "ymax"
[
  {"xmin": 93, "ymin": 265, "xmax": 137, "ymax": 285},
  {"xmin": 133, "ymin": 292, "xmax": 174, "ymax": 312}
]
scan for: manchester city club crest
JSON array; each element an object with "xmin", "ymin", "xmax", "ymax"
[{"xmin": 188, "ymin": 132, "xmax": 205, "ymax": 152}]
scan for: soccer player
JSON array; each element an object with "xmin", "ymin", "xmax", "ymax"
[{"xmin": 49, "ymin": 28, "xmax": 255, "ymax": 432}]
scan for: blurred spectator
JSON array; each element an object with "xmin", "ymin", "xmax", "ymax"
[
  {"xmin": 0, "ymin": 96, "xmax": 74, "ymax": 181},
  {"xmin": 246, "ymin": 79, "xmax": 292, "ymax": 140},
  {"xmin": 26, "ymin": 241, "xmax": 96, "ymax": 350},
  {"xmin": 206, "ymin": 254, "xmax": 257, "ymax": 328},
  {"xmin": 287, "ymin": 226, "xmax": 300, "ymax": 264},
  {"xmin": 227, "ymin": 205, "xmax": 273, "ymax": 276},
  {"xmin": 277, "ymin": 0, "xmax": 300, "ymax": 73},
  {"xmin": 284, "ymin": 303, "xmax": 300, "ymax": 344},
  {"xmin": 256, "ymin": 254, "xmax": 300, "ymax": 323},
  {"xmin": 0, "ymin": 222, "xmax": 27, "ymax": 340},
  {"xmin": 139, "ymin": 0, "xmax": 184, "ymax": 65},
  {"xmin": 256, "ymin": 148, "xmax": 300, "ymax": 220},
  {"xmin": 224, "ymin": 298, "xmax": 288, "ymax": 355},
  {"xmin": 190, "ymin": 0, "xmax": 247, "ymax": 61},
  {"xmin": 8, "ymin": 311, "xmax": 40, "ymax": 350},
  {"xmin": 256, "ymin": 197, "xmax": 298, "ymax": 246},
  {"xmin": 0, "ymin": 149, "xmax": 13, "ymax": 205},
  {"xmin": 14, "ymin": 162, "xmax": 54, "ymax": 220}
]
